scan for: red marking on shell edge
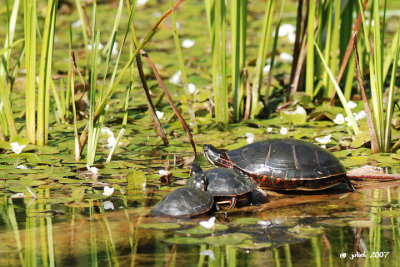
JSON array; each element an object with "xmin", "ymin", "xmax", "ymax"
[
  {"xmin": 291, "ymin": 179, "xmax": 296, "ymax": 184},
  {"xmin": 261, "ymin": 175, "xmax": 267, "ymax": 182},
  {"xmin": 275, "ymin": 178, "xmax": 281, "ymax": 184}
]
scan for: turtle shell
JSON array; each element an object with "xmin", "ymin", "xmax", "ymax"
[
  {"xmin": 187, "ymin": 167, "xmax": 257, "ymax": 197},
  {"xmin": 206, "ymin": 139, "xmax": 353, "ymax": 191},
  {"xmin": 151, "ymin": 187, "xmax": 213, "ymax": 217}
]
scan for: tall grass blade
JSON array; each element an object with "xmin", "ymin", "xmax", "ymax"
[
  {"xmin": 37, "ymin": 0, "xmax": 58, "ymax": 146},
  {"xmin": 24, "ymin": 0, "xmax": 36, "ymax": 143},
  {"xmin": 250, "ymin": 0, "xmax": 275, "ymax": 119},
  {"xmin": 305, "ymin": 0, "xmax": 316, "ymax": 97},
  {"xmin": 0, "ymin": 75, "xmax": 17, "ymax": 137},
  {"xmin": 315, "ymin": 41, "xmax": 360, "ymax": 134}
]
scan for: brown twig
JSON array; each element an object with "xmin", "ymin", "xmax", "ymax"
[
  {"xmin": 243, "ymin": 68, "xmax": 251, "ymax": 120},
  {"xmin": 290, "ymin": 0, "xmax": 304, "ymax": 85},
  {"xmin": 329, "ymin": 0, "xmax": 368, "ymax": 106},
  {"xmin": 81, "ymin": 5, "xmax": 92, "ymax": 40},
  {"xmin": 353, "ymin": 32, "xmax": 379, "ymax": 153},
  {"xmin": 140, "ymin": 50, "xmax": 197, "ymax": 156},
  {"xmin": 136, "ymin": 55, "xmax": 169, "ymax": 145}
]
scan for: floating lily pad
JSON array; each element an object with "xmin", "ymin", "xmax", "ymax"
[
  {"xmin": 348, "ymin": 220, "xmax": 375, "ymax": 227},
  {"xmin": 204, "ymin": 233, "xmax": 252, "ymax": 246},
  {"xmin": 140, "ymin": 223, "xmax": 181, "ymax": 230},
  {"xmin": 236, "ymin": 239, "xmax": 272, "ymax": 250},
  {"xmin": 127, "ymin": 170, "xmax": 147, "ymax": 190},
  {"xmin": 176, "ymin": 224, "xmax": 228, "ymax": 235},
  {"xmin": 288, "ymin": 225, "xmax": 325, "ymax": 236},
  {"xmin": 71, "ymin": 187, "xmax": 85, "ymax": 202},
  {"xmin": 164, "ymin": 236, "xmax": 204, "ymax": 245}
]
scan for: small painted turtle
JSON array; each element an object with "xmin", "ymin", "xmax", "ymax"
[
  {"xmin": 187, "ymin": 163, "xmax": 259, "ymax": 208},
  {"xmin": 151, "ymin": 170, "xmax": 213, "ymax": 217},
  {"xmin": 203, "ymin": 138, "xmax": 355, "ymax": 192}
]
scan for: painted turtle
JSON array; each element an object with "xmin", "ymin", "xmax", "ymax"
[
  {"xmin": 203, "ymin": 138, "xmax": 355, "ymax": 192},
  {"xmin": 187, "ymin": 163, "xmax": 259, "ymax": 208},
  {"xmin": 151, "ymin": 170, "xmax": 213, "ymax": 217}
]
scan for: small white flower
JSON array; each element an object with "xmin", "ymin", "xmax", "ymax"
[
  {"xmin": 278, "ymin": 24, "xmax": 296, "ymax": 36},
  {"xmin": 71, "ymin": 19, "xmax": 82, "ymax": 28},
  {"xmin": 200, "ymin": 249, "xmax": 215, "ymax": 260},
  {"xmin": 103, "ymin": 186, "xmax": 114, "ymax": 197},
  {"xmin": 288, "ymin": 32, "xmax": 296, "ymax": 43},
  {"xmin": 86, "ymin": 165, "xmax": 99, "ymax": 175},
  {"xmin": 181, "ymin": 39, "xmax": 195, "ymax": 48},
  {"xmin": 344, "ymin": 116, "xmax": 352, "ymax": 127},
  {"xmin": 87, "ymin": 42, "xmax": 104, "ymax": 51},
  {"xmin": 258, "ymin": 220, "xmax": 272, "ymax": 227},
  {"xmin": 199, "ymin": 216, "xmax": 216, "ymax": 229},
  {"xmin": 279, "ymin": 52, "xmax": 293, "ymax": 62},
  {"xmin": 188, "ymin": 83, "xmax": 196, "ymax": 94},
  {"xmin": 158, "ymin": 169, "xmax": 168, "ymax": 176},
  {"xmin": 347, "ymin": 100, "xmax": 357, "ymax": 109},
  {"xmin": 245, "ymin": 133, "xmax": 254, "ymax": 144},
  {"xmin": 111, "ymin": 42, "xmax": 119, "ymax": 56},
  {"xmin": 267, "ymin": 127, "xmax": 273, "ymax": 133},
  {"xmin": 103, "ymin": 200, "xmax": 114, "ymax": 210},
  {"xmin": 137, "ymin": 0, "xmax": 148, "ymax": 7},
  {"xmin": 156, "ymin": 111, "xmax": 164, "ymax": 120},
  {"xmin": 11, "ymin": 192, "xmax": 26, "ymax": 198},
  {"xmin": 315, "ymin": 134, "xmax": 332, "ymax": 145},
  {"xmin": 16, "ymin": 165, "xmax": 28, "ymax": 169},
  {"xmin": 321, "ymin": 144, "xmax": 326, "ymax": 148},
  {"xmin": 333, "ymin": 114, "xmax": 345, "ymax": 125},
  {"xmin": 10, "ymin": 142, "xmax": 26, "ymax": 154},
  {"xmin": 357, "ymin": 110, "xmax": 366, "ymax": 120},
  {"xmin": 280, "ymin": 127, "xmax": 288, "ymax": 135},
  {"xmin": 263, "ymin": 64, "xmax": 271, "ymax": 74},
  {"xmin": 169, "ymin": 70, "xmax": 182, "ymax": 85}
]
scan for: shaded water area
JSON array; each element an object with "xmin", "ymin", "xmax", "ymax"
[{"xmin": 1, "ymin": 0, "xmax": 400, "ymax": 266}]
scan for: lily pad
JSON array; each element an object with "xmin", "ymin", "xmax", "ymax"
[
  {"xmin": 176, "ymin": 224, "xmax": 228, "ymax": 235},
  {"xmin": 204, "ymin": 233, "xmax": 252, "ymax": 246},
  {"xmin": 164, "ymin": 236, "xmax": 204, "ymax": 245},
  {"xmin": 140, "ymin": 223, "xmax": 181, "ymax": 230},
  {"xmin": 236, "ymin": 239, "xmax": 272, "ymax": 250}
]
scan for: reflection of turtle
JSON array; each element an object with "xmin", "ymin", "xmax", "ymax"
[
  {"xmin": 151, "ymin": 170, "xmax": 213, "ymax": 217},
  {"xmin": 203, "ymin": 139, "xmax": 355, "ymax": 191},
  {"xmin": 187, "ymin": 163, "xmax": 259, "ymax": 209}
]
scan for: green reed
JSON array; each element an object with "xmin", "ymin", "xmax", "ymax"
[
  {"xmin": 204, "ymin": 0, "xmax": 228, "ymax": 124},
  {"xmin": 305, "ymin": 0, "xmax": 316, "ymax": 97},
  {"xmin": 250, "ymin": 0, "xmax": 275, "ymax": 119},
  {"xmin": 357, "ymin": 0, "xmax": 400, "ymax": 152},
  {"xmin": 231, "ymin": 0, "xmax": 247, "ymax": 121},
  {"xmin": 37, "ymin": 0, "xmax": 58, "ymax": 146}
]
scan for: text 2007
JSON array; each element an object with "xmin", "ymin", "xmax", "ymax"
[{"xmin": 370, "ymin": 252, "xmax": 389, "ymax": 258}]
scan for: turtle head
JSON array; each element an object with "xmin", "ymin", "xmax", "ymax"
[
  {"xmin": 193, "ymin": 170, "xmax": 207, "ymax": 191},
  {"xmin": 190, "ymin": 163, "xmax": 203, "ymax": 177},
  {"xmin": 203, "ymin": 144, "xmax": 225, "ymax": 166}
]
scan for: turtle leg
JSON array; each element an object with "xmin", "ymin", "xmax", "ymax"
[
  {"xmin": 248, "ymin": 189, "xmax": 269, "ymax": 206},
  {"xmin": 343, "ymin": 176, "xmax": 355, "ymax": 192},
  {"xmin": 229, "ymin": 197, "xmax": 237, "ymax": 209}
]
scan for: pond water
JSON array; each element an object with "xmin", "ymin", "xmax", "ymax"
[{"xmin": 1, "ymin": 0, "xmax": 400, "ymax": 266}]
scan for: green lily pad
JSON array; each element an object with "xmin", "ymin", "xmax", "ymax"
[
  {"xmin": 348, "ymin": 220, "xmax": 375, "ymax": 227},
  {"xmin": 164, "ymin": 236, "xmax": 204, "ymax": 245},
  {"xmin": 176, "ymin": 224, "xmax": 228, "ymax": 235},
  {"xmin": 236, "ymin": 239, "xmax": 272, "ymax": 250},
  {"xmin": 140, "ymin": 223, "xmax": 181, "ymax": 230},
  {"xmin": 71, "ymin": 187, "xmax": 85, "ymax": 202},
  {"xmin": 127, "ymin": 170, "xmax": 147, "ymax": 190},
  {"xmin": 288, "ymin": 225, "xmax": 325, "ymax": 236},
  {"xmin": 204, "ymin": 233, "xmax": 252, "ymax": 246}
]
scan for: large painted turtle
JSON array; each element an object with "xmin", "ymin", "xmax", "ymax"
[
  {"xmin": 187, "ymin": 163, "xmax": 259, "ymax": 208},
  {"xmin": 151, "ymin": 170, "xmax": 213, "ymax": 217},
  {"xmin": 203, "ymin": 138, "xmax": 355, "ymax": 192}
]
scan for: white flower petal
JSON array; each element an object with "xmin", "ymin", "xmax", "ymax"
[
  {"xmin": 10, "ymin": 142, "xmax": 26, "ymax": 154},
  {"xmin": 200, "ymin": 250, "xmax": 215, "ymax": 260},
  {"xmin": 103, "ymin": 200, "xmax": 114, "ymax": 210},
  {"xmin": 245, "ymin": 133, "xmax": 254, "ymax": 144},
  {"xmin": 181, "ymin": 39, "xmax": 195, "ymax": 48},
  {"xmin": 199, "ymin": 217, "xmax": 216, "ymax": 229},
  {"xmin": 263, "ymin": 64, "xmax": 271, "ymax": 74},
  {"xmin": 357, "ymin": 110, "xmax": 366, "ymax": 119},
  {"xmin": 279, "ymin": 52, "xmax": 293, "ymax": 62},
  {"xmin": 280, "ymin": 127, "xmax": 288, "ymax": 135},
  {"xmin": 267, "ymin": 127, "xmax": 273, "ymax": 133},
  {"xmin": 288, "ymin": 32, "xmax": 296, "ymax": 43},
  {"xmin": 188, "ymin": 83, "xmax": 196, "ymax": 94},
  {"xmin": 169, "ymin": 70, "xmax": 182, "ymax": 85},
  {"xmin": 347, "ymin": 100, "xmax": 357, "ymax": 109},
  {"xmin": 333, "ymin": 114, "xmax": 345, "ymax": 125},
  {"xmin": 278, "ymin": 24, "xmax": 296, "ymax": 36},
  {"xmin": 156, "ymin": 111, "xmax": 164, "ymax": 120},
  {"xmin": 103, "ymin": 186, "xmax": 114, "ymax": 197},
  {"xmin": 137, "ymin": 0, "xmax": 148, "ymax": 7}
]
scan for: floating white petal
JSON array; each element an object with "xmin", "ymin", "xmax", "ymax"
[
  {"xmin": 10, "ymin": 142, "xmax": 26, "ymax": 154},
  {"xmin": 280, "ymin": 127, "xmax": 288, "ymax": 135},
  {"xmin": 199, "ymin": 217, "xmax": 216, "ymax": 229},
  {"xmin": 181, "ymin": 39, "xmax": 195, "ymax": 48},
  {"xmin": 156, "ymin": 111, "xmax": 164, "ymax": 120},
  {"xmin": 333, "ymin": 114, "xmax": 345, "ymax": 125},
  {"xmin": 347, "ymin": 100, "xmax": 357, "ymax": 109},
  {"xmin": 103, "ymin": 186, "xmax": 114, "ymax": 197},
  {"xmin": 170, "ymin": 70, "xmax": 182, "ymax": 85},
  {"xmin": 245, "ymin": 133, "xmax": 254, "ymax": 144},
  {"xmin": 103, "ymin": 200, "xmax": 115, "ymax": 210},
  {"xmin": 315, "ymin": 134, "xmax": 332, "ymax": 145},
  {"xmin": 200, "ymin": 250, "xmax": 215, "ymax": 260},
  {"xmin": 188, "ymin": 83, "xmax": 196, "ymax": 94},
  {"xmin": 279, "ymin": 52, "xmax": 293, "ymax": 62}
]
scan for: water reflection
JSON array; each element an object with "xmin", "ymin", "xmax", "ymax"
[{"xmin": 1, "ymin": 185, "xmax": 400, "ymax": 266}]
